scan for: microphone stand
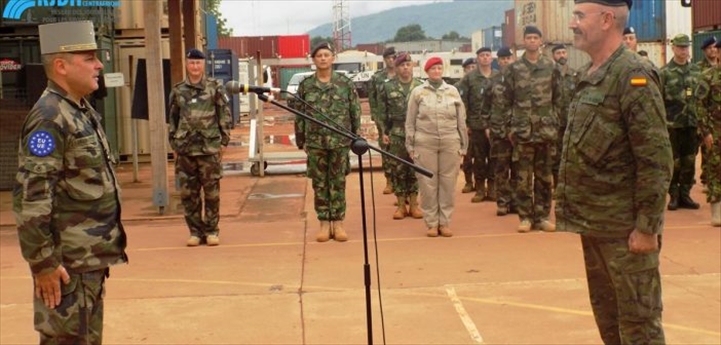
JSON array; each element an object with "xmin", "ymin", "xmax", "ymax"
[{"xmin": 255, "ymin": 92, "xmax": 432, "ymax": 345}]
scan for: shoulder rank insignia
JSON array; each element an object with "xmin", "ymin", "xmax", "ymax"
[{"xmin": 28, "ymin": 130, "xmax": 55, "ymax": 157}]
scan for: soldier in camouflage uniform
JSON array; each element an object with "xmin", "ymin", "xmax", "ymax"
[
  {"xmin": 551, "ymin": 44, "xmax": 579, "ymax": 190},
  {"xmin": 368, "ymin": 47, "xmax": 397, "ymax": 195},
  {"xmin": 695, "ymin": 46, "xmax": 721, "ymax": 227},
  {"xmin": 558, "ymin": 1, "xmax": 673, "ymax": 343},
  {"xmin": 457, "ymin": 57, "xmax": 478, "ymax": 195},
  {"xmin": 294, "ymin": 42, "xmax": 361, "ymax": 242},
  {"xmin": 169, "ymin": 48, "xmax": 231, "ymax": 247},
  {"xmin": 660, "ymin": 34, "xmax": 702, "ymax": 211},
  {"xmin": 379, "ymin": 53, "xmax": 424, "ymax": 220},
  {"xmin": 494, "ymin": 26, "xmax": 561, "ymax": 232},
  {"xmin": 457, "ymin": 48, "xmax": 499, "ymax": 203},
  {"xmin": 13, "ymin": 21, "xmax": 128, "ymax": 344},
  {"xmin": 697, "ymin": 36, "xmax": 717, "ymax": 188},
  {"xmin": 490, "ymin": 47, "xmax": 518, "ymax": 216}
]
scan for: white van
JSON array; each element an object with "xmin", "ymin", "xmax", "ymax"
[{"xmin": 286, "ymin": 71, "xmax": 315, "ymax": 95}]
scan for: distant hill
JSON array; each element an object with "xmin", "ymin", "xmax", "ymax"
[{"xmin": 307, "ymin": 0, "xmax": 513, "ymax": 45}]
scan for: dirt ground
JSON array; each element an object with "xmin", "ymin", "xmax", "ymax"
[{"xmin": 1, "ymin": 102, "xmax": 719, "ymax": 344}]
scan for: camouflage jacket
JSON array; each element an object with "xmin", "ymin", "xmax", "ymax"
[
  {"xmin": 695, "ymin": 65, "xmax": 721, "ymax": 141},
  {"xmin": 556, "ymin": 65, "xmax": 579, "ymax": 129},
  {"xmin": 493, "ymin": 52, "xmax": 562, "ymax": 144},
  {"xmin": 13, "ymin": 81, "xmax": 128, "ymax": 275},
  {"xmin": 457, "ymin": 68, "xmax": 499, "ymax": 130},
  {"xmin": 697, "ymin": 58, "xmax": 715, "ymax": 73},
  {"xmin": 293, "ymin": 72, "xmax": 361, "ymax": 149},
  {"xmin": 368, "ymin": 69, "xmax": 394, "ymax": 122},
  {"xmin": 660, "ymin": 59, "xmax": 701, "ymax": 128},
  {"xmin": 556, "ymin": 45, "xmax": 673, "ymax": 237},
  {"xmin": 379, "ymin": 77, "xmax": 423, "ymax": 137},
  {"xmin": 168, "ymin": 76, "xmax": 231, "ymax": 156},
  {"xmin": 489, "ymin": 72, "xmax": 510, "ymax": 140}
]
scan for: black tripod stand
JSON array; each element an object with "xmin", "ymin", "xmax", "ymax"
[{"xmin": 255, "ymin": 92, "xmax": 432, "ymax": 345}]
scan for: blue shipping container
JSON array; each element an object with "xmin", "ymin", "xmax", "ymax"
[
  {"xmin": 206, "ymin": 13, "xmax": 218, "ymax": 50},
  {"xmin": 206, "ymin": 49, "xmax": 239, "ymax": 126},
  {"xmin": 482, "ymin": 26, "xmax": 503, "ymax": 51},
  {"xmin": 626, "ymin": 0, "xmax": 664, "ymax": 42}
]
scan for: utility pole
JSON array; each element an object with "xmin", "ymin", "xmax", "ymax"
[
  {"xmin": 143, "ymin": 0, "xmax": 170, "ymax": 214},
  {"xmin": 332, "ymin": 0, "xmax": 351, "ymax": 51}
]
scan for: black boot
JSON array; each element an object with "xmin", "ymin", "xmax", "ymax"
[
  {"xmin": 667, "ymin": 194, "xmax": 679, "ymax": 211},
  {"xmin": 678, "ymin": 194, "xmax": 700, "ymax": 209}
]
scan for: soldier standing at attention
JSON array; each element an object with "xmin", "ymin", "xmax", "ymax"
[
  {"xmin": 457, "ymin": 47, "xmax": 499, "ymax": 203},
  {"xmin": 695, "ymin": 40, "xmax": 721, "ymax": 227},
  {"xmin": 368, "ymin": 47, "xmax": 397, "ymax": 195},
  {"xmin": 622, "ymin": 26, "xmax": 637, "ymax": 52},
  {"xmin": 293, "ymin": 42, "xmax": 361, "ymax": 242},
  {"xmin": 490, "ymin": 46, "xmax": 518, "ymax": 216},
  {"xmin": 458, "ymin": 57, "xmax": 478, "ymax": 194},
  {"xmin": 557, "ymin": 0, "xmax": 672, "ymax": 343},
  {"xmin": 13, "ymin": 20, "xmax": 128, "ymax": 343},
  {"xmin": 697, "ymin": 36, "xmax": 717, "ymax": 190},
  {"xmin": 379, "ymin": 53, "xmax": 424, "ymax": 220},
  {"xmin": 551, "ymin": 44, "xmax": 578, "ymax": 190},
  {"xmin": 495, "ymin": 26, "xmax": 561, "ymax": 233},
  {"xmin": 169, "ymin": 48, "xmax": 231, "ymax": 247},
  {"xmin": 661, "ymin": 34, "xmax": 702, "ymax": 211}
]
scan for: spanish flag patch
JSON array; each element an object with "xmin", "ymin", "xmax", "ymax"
[{"xmin": 630, "ymin": 77, "xmax": 647, "ymax": 87}]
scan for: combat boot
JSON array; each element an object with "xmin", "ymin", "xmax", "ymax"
[
  {"xmin": 383, "ymin": 178, "xmax": 393, "ymax": 195},
  {"xmin": 535, "ymin": 220, "xmax": 556, "ymax": 232},
  {"xmin": 206, "ymin": 234, "xmax": 220, "ymax": 246},
  {"xmin": 678, "ymin": 194, "xmax": 700, "ymax": 209},
  {"xmin": 393, "ymin": 196, "xmax": 408, "ymax": 220},
  {"xmin": 667, "ymin": 193, "xmax": 679, "ymax": 211},
  {"xmin": 496, "ymin": 204, "xmax": 508, "ymax": 216},
  {"xmin": 485, "ymin": 182, "xmax": 497, "ymax": 202},
  {"xmin": 426, "ymin": 226, "xmax": 439, "ymax": 237},
  {"xmin": 439, "ymin": 225, "xmax": 452, "ymax": 237},
  {"xmin": 186, "ymin": 235, "xmax": 201, "ymax": 247},
  {"xmin": 711, "ymin": 202, "xmax": 721, "ymax": 227},
  {"xmin": 471, "ymin": 182, "xmax": 485, "ymax": 203},
  {"xmin": 461, "ymin": 182, "xmax": 474, "ymax": 193},
  {"xmin": 316, "ymin": 221, "xmax": 331, "ymax": 242},
  {"xmin": 332, "ymin": 221, "xmax": 348, "ymax": 242},
  {"xmin": 408, "ymin": 193, "xmax": 424, "ymax": 219},
  {"xmin": 517, "ymin": 219, "xmax": 532, "ymax": 233}
]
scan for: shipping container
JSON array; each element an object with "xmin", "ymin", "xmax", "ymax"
[
  {"xmin": 504, "ymin": 9, "xmax": 516, "ymax": 48},
  {"xmin": 206, "ymin": 49, "xmax": 239, "ymax": 126},
  {"xmin": 116, "ymin": 0, "xmax": 169, "ymax": 30},
  {"xmin": 692, "ymin": 30, "xmax": 721, "ymax": 65},
  {"xmin": 218, "ymin": 36, "xmax": 280, "ymax": 59},
  {"xmin": 278, "ymin": 35, "xmax": 310, "ymax": 58},
  {"xmin": 626, "ymin": 0, "xmax": 665, "ymax": 42},
  {"xmin": 279, "ymin": 66, "xmax": 314, "ymax": 99},
  {"xmin": 206, "ymin": 13, "xmax": 218, "ymax": 50},
  {"xmin": 515, "ymin": 0, "xmax": 574, "ymax": 47},
  {"xmin": 471, "ymin": 30, "xmax": 483, "ymax": 53},
  {"xmin": 482, "ymin": 26, "xmax": 504, "ymax": 50},
  {"xmin": 637, "ymin": 42, "xmax": 667, "ymax": 68},
  {"xmin": 355, "ymin": 43, "xmax": 386, "ymax": 55},
  {"xmin": 692, "ymin": 0, "xmax": 721, "ymax": 32}
]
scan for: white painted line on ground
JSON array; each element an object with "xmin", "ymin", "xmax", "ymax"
[{"xmin": 445, "ymin": 285, "xmax": 484, "ymax": 344}]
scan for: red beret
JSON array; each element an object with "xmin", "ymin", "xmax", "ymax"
[
  {"xmin": 424, "ymin": 57, "xmax": 443, "ymax": 72},
  {"xmin": 394, "ymin": 52, "xmax": 411, "ymax": 66}
]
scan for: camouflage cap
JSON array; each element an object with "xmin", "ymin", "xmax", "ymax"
[
  {"xmin": 575, "ymin": 0, "xmax": 632, "ymax": 9},
  {"xmin": 39, "ymin": 20, "xmax": 98, "ymax": 55},
  {"xmin": 671, "ymin": 34, "xmax": 691, "ymax": 47},
  {"xmin": 311, "ymin": 41, "xmax": 334, "ymax": 57}
]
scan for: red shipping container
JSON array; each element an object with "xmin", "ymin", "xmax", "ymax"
[
  {"xmin": 278, "ymin": 35, "xmax": 310, "ymax": 58},
  {"xmin": 218, "ymin": 36, "xmax": 248, "ymax": 57},
  {"xmin": 355, "ymin": 43, "xmax": 385, "ymax": 55},
  {"xmin": 219, "ymin": 36, "xmax": 279, "ymax": 59},
  {"xmin": 692, "ymin": 0, "xmax": 721, "ymax": 31},
  {"xmin": 504, "ymin": 8, "xmax": 515, "ymax": 48}
]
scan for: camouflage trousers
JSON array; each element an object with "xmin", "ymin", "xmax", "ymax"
[
  {"xmin": 581, "ymin": 236, "xmax": 665, "ymax": 345},
  {"xmin": 176, "ymin": 154, "xmax": 222, "ymax": 238},
  {"xmin": 306, "ymin": 146, "xmax": 351, "ymax": 221},
  {"xmin": 704, "ymin": 138, "xmax": 721, "ymax": 203},
  {"xmin": 552, "ymin": 127, "xmax": 566, "ymax": 188},
  {"xmin": 34, "ymin": 269, "xmax": 108, "ymax": 345},
  {"xmin": 668, "ymin": 127, "xmax": 699, "ymax": 197},
  {"xmin": 376, "ymin": 123, "xmax": 393, "ymax": 181},
  {"xmin": 513, "ymin": 142, "xmax": 554, "ymax": 222},
  {"xmin": 462, "ymin": 129, "xmax": 492, "ymax": 186},
  {"xmin": 491, "ymin": 138, "xmax": 517, "ymax": 208},
  {"xmin": 389, "ymin": 133, "xmax": 419, "ymax": 197}
]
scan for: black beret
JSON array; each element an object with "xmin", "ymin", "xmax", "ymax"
[
  {"xmin": 383, "ymin": 46, "xmax": 396, "ymax": 57},
  {"xmin": 311, "ymin": 41, "xmax": 334, "ymax": 57},
  {"xmin": 701, "ymin": 36, "xmax": 718, "ymax": 50},
  {"xmin": 476, "ymin": 47, "xmax": 492, "ymax": 54},
  {"xmin": 497, "ymin": 46, "xmax": 512, "ymax": 57},
  {"xmin": 186, "ymin": 48, "xmax": 205, "ymax": 60},
  {"xmin": 623, "ymin": 26, "xmax": 635, "ymax": 36},
  {"xmin": 552, "ymin": 44, "xmax": 566, "ymax": 53},
  {"xmin": 462, "ymin": 57, "xmax": 476, "ymax": 68},
  {"xmin": 523, "ymin": 26, "xmax": 542, "ymax": 37},
  {"xmin": 575, "ymin": 0, "xmax": 632, "ymax": 9}
]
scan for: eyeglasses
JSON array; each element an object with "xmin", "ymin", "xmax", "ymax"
[{"xmin": 571, "ymin": 11, "xmax": 613, "ymax": 24}]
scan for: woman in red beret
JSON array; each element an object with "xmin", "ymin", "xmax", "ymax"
[{"xmin": 405, "ymin": 57, "xmax": 469, "ymax": 237}]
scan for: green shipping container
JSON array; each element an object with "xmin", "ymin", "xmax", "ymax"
[
  {"xmin": 279, "ymin": 67, "xmax": 312, "ymax": 99},
  {"xmin": 693, "ymin": 30, "xmax": 721, "ymax": 66}
]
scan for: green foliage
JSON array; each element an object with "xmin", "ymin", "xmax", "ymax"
[
  {"xmin": 206, "ymin": 0, "xmax": 233, "ymax": 36},
  {"xmin": 392, "ymin": 24, "xmax": 426, "ymax": 42}
]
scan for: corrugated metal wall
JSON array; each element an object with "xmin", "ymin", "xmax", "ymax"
[
  {"xmin": 278, "ymin": 35, "xmax": 310, "ymax": 58},
  {"xmin": 627, "ymin": 0, "xmax": 665, "ymax": 42},
  {"xmin": 692, "ymin": 0, "xmax": 721, "ymax": 31},
  {"xmin": 637, "ymin": 42, "xmax": 667, "ymax": 68},
  {"xmin": 504, "ymin": 9, "xmax": 516, "ymax": 48}
]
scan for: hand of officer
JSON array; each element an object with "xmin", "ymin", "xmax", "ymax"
[
  {"xmin": 382, "ymin": 135, "xmax": 390, "ymax": 145},
  {"xmin": 485, "ymin": 129, "xmax": 490, "ymax": 140},
  {"xmin": 628, "ymin": 229, "xmax": 659, "ymax": 254},
  {"xmin": 34, "ymin": 265, "xmax": 70, "ymax": 308},
  {"xmin": 703, "ymin": 134, "xmax": 713, "ymax": 150}
]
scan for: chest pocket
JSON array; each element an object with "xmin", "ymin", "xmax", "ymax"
[
  {"xmin": 64, "ymin": 134, "xmax": 106, "ymax": 201},
  {"xmin": 571, "ymin": 91, "xmax": 619, "ymax": 165}
]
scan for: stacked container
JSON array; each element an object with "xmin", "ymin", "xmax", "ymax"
[{"xmin": 691, "ymin": 0, "xmax": 721, "ymax": 66}]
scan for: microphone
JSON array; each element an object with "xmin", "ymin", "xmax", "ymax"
[{"xmin": 225, "ymin": 81, "xmax": 281, "ymax": 94}]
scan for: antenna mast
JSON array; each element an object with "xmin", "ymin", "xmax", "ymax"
[{"xmin": 332, "ymin": 0, "xmax": 352, "ymax": 51}]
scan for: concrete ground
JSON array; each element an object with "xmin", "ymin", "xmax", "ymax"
[{"xmin": 1, "ymin": 104, "xmax": 719, "ymax": 344}]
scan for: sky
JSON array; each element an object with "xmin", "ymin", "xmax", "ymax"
[{"xmin": 218, "ymin": 1, "xmax": 451, "ymax": 36}]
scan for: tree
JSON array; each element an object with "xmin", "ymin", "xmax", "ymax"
[
  {"xmin": 206, "ymin": 0, "xmax": 233, "ymax": 36},
  {"xmin": 392, "ymin": 24, "xmax": 426, "ymax": 42},
  {"xmin": 441, "ymin": 31, "xmax": 460, "ymax": 40},
  {"xmin": 311, "ymin": 35, "xmax": 334, "ymax": 49}
]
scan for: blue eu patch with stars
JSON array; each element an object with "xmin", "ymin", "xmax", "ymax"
[{"xmin": 28, "ymin": 131, "xmax": 55, "ymax": 157}]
